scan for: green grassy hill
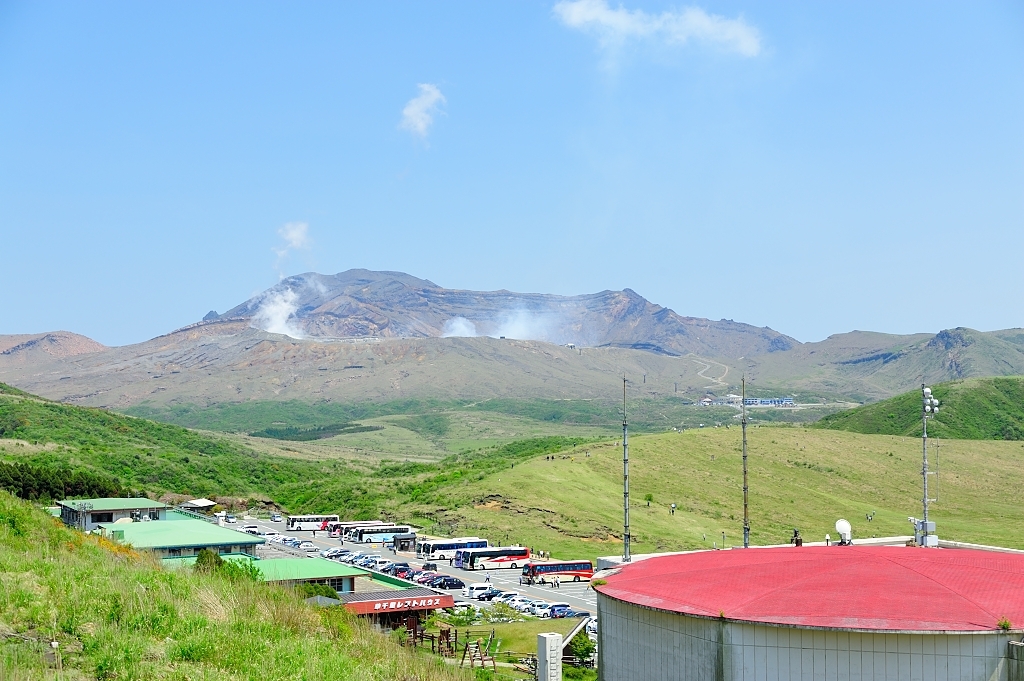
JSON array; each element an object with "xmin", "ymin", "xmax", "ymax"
[
  {"xmin": 374, "ymin": 427, "xmax": 1024, "ymax": 562},
  {"xmin": 813, "ymin": 376, "xmax": 1024, "ymax": 440},
  {"xmin": 0, "ymin": 491, "xmax": 466, "ymax": 680},
  {"xmin": 0, "ymin": 385, "xmax": 350, "ymax": 501}
]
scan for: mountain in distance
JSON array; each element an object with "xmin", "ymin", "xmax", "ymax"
[
  {"xmin": 212, "ymin": 269, "xmax": 797, "ymax": 358},
  {"xmin": 0, "ymin": 269, "xmax": 1022, "ymax": 410}
]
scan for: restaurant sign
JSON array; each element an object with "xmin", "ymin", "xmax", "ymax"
[{"xmin": 345, "ymin": 594, "xmax": 455, "ymax": 615}]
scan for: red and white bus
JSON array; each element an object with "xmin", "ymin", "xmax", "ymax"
[
  {"xmin": 461, "ymin": 546, "xmax": 531, "ymax": 570},
  {"xmin": 325, "ymin": 520, "xmax": 390, "ymax": 538},
  {"xmin": 521, "ymin": 560, "xmax": 594, "ymax": 584}
]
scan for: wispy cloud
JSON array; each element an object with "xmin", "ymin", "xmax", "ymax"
[
  {"xmin": 399, "ymin": 84, "xmax": 446, "ymax": 138},
  {"xmin": 273, "ymin": 221, "xmax": 311, "ymax": 278},
  {"xmin": 553, "ymin": 0, "xmax": 761, "ymax": 57}
]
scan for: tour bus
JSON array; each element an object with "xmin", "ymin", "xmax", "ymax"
[
  {"xmin": 417, "ymin": 537, "xmax": 488, "ymax": 561},
  {"xmin": 463, "ymin": 546, "xmax": 531, "ymax": 570},
  {"xmin": 352, "ymin": 525, "xmax": 412, "ymax": 543},
  {"xmin": 285, "ymin": 514, "xmax": 339, "ymax": 532},
  {"xmin": 521, "ymin": 560, "xmax": 594, "ymax": 584},
  {"xmin": 326, "ymin": 520, "xmax": 388, "ymax": 539},
  {"xmin": 342, "ymin": 522, "xmax": 399, "ymax": 542}
]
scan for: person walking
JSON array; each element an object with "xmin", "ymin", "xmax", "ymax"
[
  {"xmin": 555, "ymin": 575, "xmax": 560, "ymax": 589},
  {"xmin": 485, "ymin": 572, "xmax": 491, "ymax": 583}
]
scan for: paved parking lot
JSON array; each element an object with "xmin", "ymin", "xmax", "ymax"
[{"xmin": 237, "ymin": 518, "xmax": 597, "ymax": 613}]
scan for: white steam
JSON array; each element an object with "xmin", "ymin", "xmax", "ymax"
[
  {"xmin": 442, "ymin": 317, "xmax": 478, "ymax": 337},
  {"xmin": 252, "ymin": 289, "xmax": 306, "ymax": 339},
  {"xmin": 440, "ymin": 311, "xmax": 561, "ymax": 343}
]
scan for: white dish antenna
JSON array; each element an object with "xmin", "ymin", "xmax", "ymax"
[{"xmin": 835, "ymin": 519, "xmax": 852, "ymax": 544}]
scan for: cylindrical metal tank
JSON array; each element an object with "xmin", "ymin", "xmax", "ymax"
[{"xmin": 595, "ymin": 546, "xmax": 1024, "ymax": 681}]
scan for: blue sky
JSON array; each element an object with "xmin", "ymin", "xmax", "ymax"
[{"xmin": 1, "ymin": 1, "xmax": 1022, "ymax": 346}]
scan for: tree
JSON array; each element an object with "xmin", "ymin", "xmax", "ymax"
[
  {"xmin": 194, "ymin": 548, "xmax": 223, "ymax": 573},
  {"xmin": 567, "ymin": 632, "xmax": 596, "ymax": 666}
]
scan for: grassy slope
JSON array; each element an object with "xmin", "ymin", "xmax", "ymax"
[
  {"xmin": 386, "ymin": 427, "xmax": 1024, "ymax": 563},
  {"xmin": 814, "ymin": 376, "xmax": 1024, "ymax": 440},
  {"xmin": 0, "ymin": 392, "xmax": 349, "ymax": 500},
  {"xmin": 0, "ymin": 491, "xmax": 466, "ymax": 681}
]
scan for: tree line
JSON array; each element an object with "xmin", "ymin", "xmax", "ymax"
[{"xmin": 0, "ymin": 460, "xmax": 132, "ymax": 502}]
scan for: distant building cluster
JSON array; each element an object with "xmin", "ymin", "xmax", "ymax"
[{"xmin": 697, "ymin": 394, "xmax": 794, "ymax": 407}]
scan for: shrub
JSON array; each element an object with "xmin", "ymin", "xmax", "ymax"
[
  {"xmin": 193, "ymin": 548, "xmax": 223, "ymax": 573},
  {"xmin": 568, "ymin": 633, "xmax": 596, "ymax": 666}
]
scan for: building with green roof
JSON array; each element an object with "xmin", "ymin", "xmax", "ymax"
[
  {"xmin": 104, "ymin": 517, "xmax": 263, "ymax": 558},
  {"xmin": 58, "ymin": 497, "xmax": 169, "ymax": 531},
  {"xmin": 162, "ymin": 556, "xmax": 369, "ymax": 593}
]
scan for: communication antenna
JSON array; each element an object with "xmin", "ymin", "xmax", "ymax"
[
  {"xmin": 914, "ymin": 384, "xmax": 940, "ymax": 546},
  {"xmin": 622, "ymin": 375, "xmax": 631, "ymax": 562},
  {"xmin": 742, "ymin": 376, "xmax": 749, "ymax": 548},
  {"xmin": 835, "ymin": 519, "xmax": 852, "ymax": 545}
]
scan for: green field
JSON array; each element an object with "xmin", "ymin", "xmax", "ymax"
[
  {"xmin": 387, "ymin": 426, "xmax": 1024, "ymax": 563},
  {"xmin": 4, "ymin": 383, "xmax": 1024, "ymax": 570},
  {"xmin": 816, "ymin": 376, "xmax": 1024, "ymax": 440},
  {"xmin": 0, "ymin": 490, "xmax": 469, "ymax": 681}
]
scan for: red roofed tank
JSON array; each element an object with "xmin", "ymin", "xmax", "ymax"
[{"xmin": 593, "ymin": 546, "xmax": 1024, "ymax": 680}]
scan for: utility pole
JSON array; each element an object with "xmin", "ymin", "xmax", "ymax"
[
  {"xmin": 920, "ymin": 384, "xmax": 939, "ymax": 546},
  {"xmin": 742, "ymin": 376, "xmax": 750, "ymax": 548},
  {"xmin": 622, "ymin": 376, "xmax": 631, "ymax": 563}
]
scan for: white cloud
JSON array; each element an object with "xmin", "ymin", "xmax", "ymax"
[
  {"xmin": 399, "ymin": 84, "xmax": 446, "ymax": 138},
  {"xmin": 272, "ymin": 222, "xmax": 312, "ymax": 277},
  {"xmin": 277, "ymin": 222, "xmax": 309, "ymax": 252},
  {"xmin": 553, "ymin": 0, "xmax": 761, "ymax": 57}
]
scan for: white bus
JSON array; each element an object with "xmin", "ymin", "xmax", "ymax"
[
  {"xmin": 464, "ymin": 546, "xmax": 531, "ymax": 570},
  {"xmin": 326, "ymin": 520, "xmax": 388, "ymax": 538},
  {"xmin": 343, "ymin": 522, "xmax": 399, "ymax": 541},
  {"xmin": 285, "ymin": 514, "xmax": 339, "ymax": 532},
  {"xmin": 353, "ymin": 525, "xmax": 412, "ymax": 543},
  {"xmin": 417, "ymin": 537, "xmax": 488, "ymax": 561}
]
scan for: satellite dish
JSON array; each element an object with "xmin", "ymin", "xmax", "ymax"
[{"xmin": 835, "ymin": 519, "xmax": 852, "ymax": 544}]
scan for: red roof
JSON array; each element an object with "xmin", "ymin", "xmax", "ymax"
[{"xmin": 596, "ymin": 546, "xmax": 1024, "ymax": 631}]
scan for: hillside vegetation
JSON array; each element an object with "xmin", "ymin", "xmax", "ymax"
[
  {"xmin": 815, "ymin": 376, "xmax": 1024, "ymax": 440},
  {"xmin": 0, "ymin": 389, "xmax": 349, "ymax": 501},
  {"xmin": 0, "ymin": 491, "xmax": 466, "ymax": 680},
  {"xmin": 364, "ymin": 427, "xmax": 1024, "ymax": 563}
]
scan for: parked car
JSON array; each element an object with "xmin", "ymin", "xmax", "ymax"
[
  {"xmin": 539, "ymin": 602, "xmax": 569, "ymax": 618},
  {"xmin": 241, "ymin": 525, "xmax": 259, "ymax": 535},
  {"xmin": 463, "ymin": 583, "xmax": 490, "ymax": 599},
  {"xmin": 270, "ymin": 513, "xmax": 282, "ymax": 522},
  {"xmin": 476, "ymin": 587, "xmax": 505, "ymax": 601},
  {"xmin": 414, "ymin": 572, "xmax": 439, "ymax": 584},
  {"xmin": 297, "ymin": 541, "xmax": 318, "ymax": 551},
  {"xmin": 421, "ymin": 563, "xmax": 438, "ymax": 571},
  {"xmin": 225, "ymin": 514, "xmax": 237, "ymax": 524},
  {"xmin": 429, "ymin": 576, "xmax": 465, "ymax": 590},
  {"xmin": 586, "ymin": 619, "xmax": 598, "ymax": 635},
  {"xmin": 262, "ymin": 530, "xmax": 280, "ymax": 538},
  {"xmin": 562, "ymin": 609, "xmax": 592, "ymax": 618},
  {"xmin": 494, "ymin": 592, "xmax": 519, "ymax": 604},
  {"xmin": 529, "ymin": 601, "xmax": 553, "ymax": 617}
]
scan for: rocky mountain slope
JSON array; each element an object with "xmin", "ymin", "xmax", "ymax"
[
  {"xmin": 213, "ymin": 269, "xmax": 797, "ymax": 358},
  {"xmin": 0, "ymin": 271, "xmax": 1021, "ymax": 409}
]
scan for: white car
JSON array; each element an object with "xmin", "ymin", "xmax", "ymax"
[
  {"xmin": 463, "ymin": 583, "xmax": 490, "ymax": 599},
  {"xmin": 262, "ymin": 530, "xmax": 280, "ymax": 538},
  {"xmin": 529, "ymin": 601, "xmax": 552, "ymax": 617},
  {"xmin": 241, "ymin": 525, "xmax": 259, "ymax": 535},
  {"xmin": 298, "ymin": 541, "xmax": 319, "ymax": 552}
]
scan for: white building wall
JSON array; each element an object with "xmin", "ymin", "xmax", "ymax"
[{"xmin": 598, "ymin": 595, "xmax": 1014, "ymax": 681}]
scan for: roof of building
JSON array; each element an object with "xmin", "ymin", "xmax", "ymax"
[
  {"xmin": 305, "ymin": 595, "xmax": 342, "ymax": 607},
  {"xmin": 181, "ymin": 498, "xmax": 217, "ymax": 508},
  {"xmin": 107, "ymin": 518, "xmax": 263, "ymax": 549},
  {"xmin": 253, "ymin": 558, "xmax": 367, "ymax": 582},
  {"xmin": 595, "ymin": 545, "xmax": 1024, "ymax": 632},
  {"xmin": 58, "ymin": 497, "xmax": 169, "ymax": 511}
]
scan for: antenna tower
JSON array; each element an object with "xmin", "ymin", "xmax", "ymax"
[
  {"xmin": 742, "ymin": 376, "xmax": 750, "ymax": 548},
  {"xmin": 622, "ymin": 375, "xmax": 631, "ymax": 562}
]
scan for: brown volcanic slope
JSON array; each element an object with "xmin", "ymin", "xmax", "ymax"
[
  {"xmin": 0, "ymin": 331, "xmax": 106, "ymax": 361},
  {"xmin": 0, "ymin": 321, "xmax": 734, "ymax": 409},
  {"xmin": 1, "ymin": 272, "xmax": 1021, "ymax": 408},
  {"xmin": 216, "ymin": 269, "xmax": 797, "ymax": 358}
]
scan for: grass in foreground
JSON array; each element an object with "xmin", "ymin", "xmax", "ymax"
[{"xmin": 0, "ymin": 490, "xmax": 468, "ymax": 681}]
